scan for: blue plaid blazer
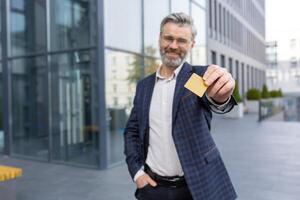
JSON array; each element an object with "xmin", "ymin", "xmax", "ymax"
[{"xmin": 124, "ymin": 62, "xmax": 237, "ymax": 200}]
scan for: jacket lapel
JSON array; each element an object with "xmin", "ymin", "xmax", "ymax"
[
  {"xmin": 172, "ymin": 62, "xmax": 193, "ymax": 126},
  {"xmin": 142, "ymin": 74, "xmax": 156, "ymax": 138}
]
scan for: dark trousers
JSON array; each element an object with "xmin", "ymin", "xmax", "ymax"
[{"xmin": 135, "ymin": 184, "xmax": 193, "ymax": 200}]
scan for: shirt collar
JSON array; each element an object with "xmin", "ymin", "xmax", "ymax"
[{"xmin": 155, "ymin": 62, "xmax": 185, "ymax": 82}]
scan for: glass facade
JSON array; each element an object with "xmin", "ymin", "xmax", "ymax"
[
  {"xmin": 105, "ymin": 0, "xmax": 141, "ymax": 53},
  {"xmin": 50, "ymin": 50, "xmax": 98, "ymax": 166},
  {"xmin": 144, "ymin": 0, "xmax": 169, "ymax": 57},
  {"xmin": 0, "ymin": 0, "xmax": 207, "ymax": 169},
  {"xmin": 50, "ymin": 0, "xmax": 92, "ymax": 51},
  {"xmin": 0, "ymin": 0, "xmax": 3, "ymax": 153},
  {"xmin": 0, "ymin": 62, "xmax": 3, "ymax": 153},
  {"xmin": 105, "ymin": 50, "xmax": 139, "ymax": 164},
  {"xmin": 10, "ymin": 0, "xmax": 47, "ymax": 56},
  {"xmin": 191, "ymin": 2, "xmax": 207, "ymax": 65},
  {"xmin": 11, "ymin": 56, "xmax": 48, "ymax": 159}
]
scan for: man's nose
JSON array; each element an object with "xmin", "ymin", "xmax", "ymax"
[{"xmin": 169, "ymin": 40, "xmax": 179, "ymax": 49}]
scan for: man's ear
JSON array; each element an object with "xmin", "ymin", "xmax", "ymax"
[{"xmin": 191, "ymin": 40, "xmax": 195, "ymax": 48}]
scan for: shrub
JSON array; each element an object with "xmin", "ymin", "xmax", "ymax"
[
  {"xmin": 246, "ymin": 88, "xmax": 261, "ymax": 100},
  {"xmin": 278, "ymin": 89, "xmax": 283, "ymax": 97},
  {"xmin": 269, "ymin": 89, "xmax": 283, "ymax": 98},
  {"xmin": 269, "ymin": 90, "xmax": 279, "ymax": 98},
  {"xmin": 233, "ymin": 83, "xmax": 242, "ymax": 103},
  {"xmin": 261, "ymin": 84, "xmax": 270, "ymax": 99}
]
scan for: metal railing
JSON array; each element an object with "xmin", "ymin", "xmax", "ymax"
[{"xmin": 258, "ymin": 98, "xmax": 284, "ymax": 122}]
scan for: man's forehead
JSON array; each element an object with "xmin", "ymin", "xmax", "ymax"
[
  {"xmin": 162, "ymin": 22, "xmax": 191, "ymax": 30},
  {"xmin": 161, "ymin": 23, "xmax": 192, "ymax": 37}
]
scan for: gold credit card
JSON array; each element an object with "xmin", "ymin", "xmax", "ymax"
[{"xmin": 184, "ymin": 73, "xmax": 208, "ymax": 97}]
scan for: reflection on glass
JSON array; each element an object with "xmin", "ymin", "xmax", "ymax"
[
  {"xmin": 10, "ymin": 0, "xmax": 46, "ymax": 56},
  {"xmin": 144, "ymin": 0, "xmax": 169, "ymax": 57},
  {"xmin": 171, "ymin": 0, "xmax": 189, "ymax": 13},
  {"xmin": 105, "ymin": 50, "xmax": 140, "ymax": 164},
  {"xmin": 50, "ymin": 0, "xmax": 91, "ymax": 50},
  {"xmin": 11, "ymin": 57, "xmax": 48, "ymax": 160},
  {"xmin": 105, "ymin": 0, "xmax": 141, "ymax": 53},
  {"xmin": 283, "ymin": 97, "xmax": 300, "ymax": 122},
  {"xmin": 0, "ymin": 0, "xmax": 2, "ymax": 59},
  {"xmin": 193, "ymin": 0, "xmax": 206, "ymax": 7},
  {"xmin": 191, "ymin": 3, "xmax": 207, "ymax": 65},
  {"xmin": 50, "ymin": 50, "xmax": 98, "ymax": 166},
  {"xmin": 145, "ymin": 57, "xmax": 160, "ymax": 77}
]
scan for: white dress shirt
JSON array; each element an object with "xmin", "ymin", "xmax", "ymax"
[{"xmin": 133, "ymin": 64, "xmax": 230, "ymax": 181}]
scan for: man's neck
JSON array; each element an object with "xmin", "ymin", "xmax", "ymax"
[{"xmin": 160, "ymin": 65, "xmax": 178, "ymax": 79}]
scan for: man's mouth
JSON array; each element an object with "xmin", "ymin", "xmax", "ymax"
[{"xmin": 166, "ymin": 52, "xmax": 180, "ymax": 58}]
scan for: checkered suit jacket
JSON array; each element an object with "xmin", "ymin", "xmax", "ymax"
[{"xmin": 124, "ymin": 62, "xmax": 237, "ymax": 200}]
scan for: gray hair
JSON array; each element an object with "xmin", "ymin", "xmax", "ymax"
[{"xmin": 160, "ymin": 12, "xmax": 197, "ymax": 40}]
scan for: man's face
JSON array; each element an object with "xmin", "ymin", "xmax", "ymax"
[{"xmin": 159, "ymin": 22, "xmax": 195, "ymax": 68}]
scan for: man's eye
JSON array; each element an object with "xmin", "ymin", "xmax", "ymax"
[
  {"xmin": 177, "ymin": 39, "xmax": 188, "ymax": 44},
  {"xmin": 164, "ymin": 37, "xmax": 174, "ymax": 42}
]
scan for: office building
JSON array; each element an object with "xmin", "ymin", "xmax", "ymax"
[
  {"xmin": 207, "ymin": 0, "xmax": 266, "ymax": 97},
  {"xmin": 266, "ymin": 37, "xmax": 300, "ymax": 95}
]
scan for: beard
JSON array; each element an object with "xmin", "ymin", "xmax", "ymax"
[{"xmin": 160, "ymin": 48, "xmax": 188, "ymax": 69}]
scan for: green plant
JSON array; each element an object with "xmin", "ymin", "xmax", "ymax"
[
  {"xmin": 269, "ymin": 90, "xmax": 279, "ymax": 98},
  {"xmin": 233, "ymin": 83, "xmax": 242, "ymax": 103},
  {"xmin": 261, "ymin": 84, "xmax": 270, "ymax": 99},
  {"xmin": 278, "ymin": 89, "xmax": 283, "ymax": 97},
  {"xmin": 246, "ymin": 88, "xmax": 261, "ymax": 100},
  {"xmin": 269, "ymin": 89, "xmax": 283, "ymax": 98}
]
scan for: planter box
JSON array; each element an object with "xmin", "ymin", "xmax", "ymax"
[
  {"xmin": 246, "ymin": 100, "xmax": 259, "ymax": 113},
  {"xmin": 225, "ymin": 103, "xmax": 244, "ymax": 118}
]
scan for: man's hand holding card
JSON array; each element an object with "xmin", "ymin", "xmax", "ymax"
[{"xmin": 184, "ymin": 65, "xmax": 235, "ymax": 104}]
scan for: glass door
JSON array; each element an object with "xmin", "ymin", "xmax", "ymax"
[{"xmin": 50, "ymin": 51, "xmax": 98, "ymax": 167}]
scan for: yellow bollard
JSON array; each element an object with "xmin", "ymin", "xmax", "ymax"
[{"xmin": 0, "ymin": 165, "xmax": 23, "ymax": 200}]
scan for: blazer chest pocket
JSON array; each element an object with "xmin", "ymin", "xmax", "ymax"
[
  {"xmin": 181, "ymin": 92, "xmax": 201, "ymax": 109},
  {"xmin": 204, "ymin": 146, "xmax": 220, "ymax": 164}
]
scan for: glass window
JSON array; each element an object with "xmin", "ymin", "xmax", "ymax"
[
  {"xmin": 50, "ymin": 50, "xmax": 98, "ymax": 167},
  {"xmin": 50, "ymin": 0, "xmax": 91, "ymax": 51},
  {"xmin": 211, "ymin": 51, "xmax": 216, "ymax": 64},
  {"xmin": 144, "ymin": 0, "xmax": 169, "ymax": 57},
  {"xmin": 171, "ymin": 0, "xmax": 189, "ymax": 13},
  {"xmin": 0, "ymin": 0, "xmax": 2, "ymax": 60},
  {"xmin": 235, "ymin": 60, "xmax": 239, "ymax": 81},
  {"xmin": 229, "ymin": 57, "xmax": 233, "ymax": 74},
  {"xmin": 105, "ymin": 0, "xmax": 141, "ymax": 53},
  {"xmin": 145, "ymin": 57, "xmax": 161, "ymax": 77},
  {"xmin": 220, "ymin": 54, "xmax": 225, "ymax": 67},
  {"xmin": 191, "ymin": 3, "xmax": 207, "ymax": 65},
  {"xmin": 11, "ymin": 56, "xmax": 48, "ymax": 160},
  {"xmin": 10, "ymin": 0, "xmax": 46, "ymax": 56},
  {"xmin": 193, "ymin": 0, "xmax": 206, "ymax": 8},
  {"xmin": 105, "ymin": 50, "xmax": 141, "ymax": 165}
]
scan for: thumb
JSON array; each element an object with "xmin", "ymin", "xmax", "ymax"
[{"xmin": 147, "ymin": 176, "xmax": 157, "ymax": 187}]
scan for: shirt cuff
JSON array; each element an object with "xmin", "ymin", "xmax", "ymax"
[
  {"xmin": 205, "ymin": 93, "xmax": 231, "ymax": 111},
  {"xmin": 133, "ymin": 168, "xmax": 145, "ymax": 182}
]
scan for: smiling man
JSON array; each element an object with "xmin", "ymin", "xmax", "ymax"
[{"xmin": 124, "ymin": 13, "xmax": 237, "ymax": 200}]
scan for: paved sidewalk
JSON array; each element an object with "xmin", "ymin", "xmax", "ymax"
[{"xmin": 1, "ymin": 113, "xmax": 300, "ymax": 200}]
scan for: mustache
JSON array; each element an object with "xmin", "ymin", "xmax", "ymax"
[{"xmin": 163, "ymin": 49, "xmax": 181, "ymax": 55}]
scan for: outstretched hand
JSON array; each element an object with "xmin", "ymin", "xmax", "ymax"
[{"xmin": 203, "ymin": 65, "xmax": 235, "ymax": 103}]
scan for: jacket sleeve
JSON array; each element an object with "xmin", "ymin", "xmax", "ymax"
[
  {"xmin": 123, "ymin": 81, "xmax": 144, "ymax": 180},
  {"xmin": 194, "ymin": 65, "xmax": 237, "ymax": 114}
]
